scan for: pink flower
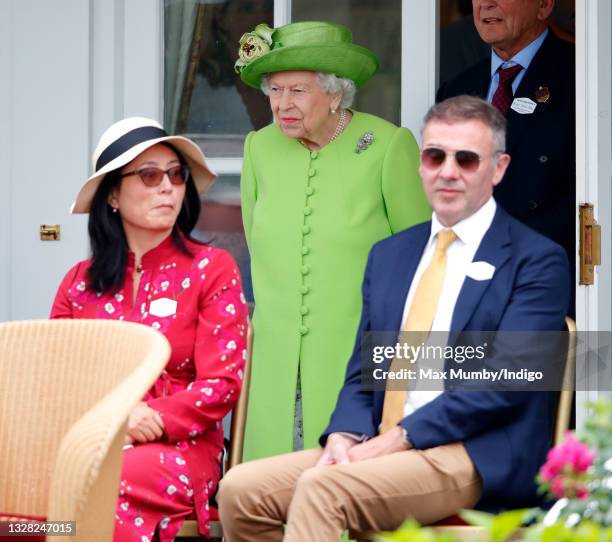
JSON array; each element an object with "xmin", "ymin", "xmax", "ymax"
[
  {"xmin": 551, "ymin": 477, "xmax": 566, "ymax": 498},
  {"xmin": 176, "ymin": 440, "xmax": 189, "ymax": 452},
  {"xmin": 188, "ymin": 423, "xmax": 203, "ymax": 438},
  {"xmin": 542, "ymin": 432, "xmax": 594, "ymax": 478},
  {"xmin": 538, "ymin": 431, "xmax": 595, "ymax": 500},
  {"xmin": 540, "ymin": 463, "xmax": 556, "ymax": 482},
  {"xmin": 575, "ymin": 486, "xmax": 590, "ymax": 500}
]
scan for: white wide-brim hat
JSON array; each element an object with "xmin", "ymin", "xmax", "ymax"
[{"xmin": 71, "ymin": 116, "xmax": 216, "ymax": 213}]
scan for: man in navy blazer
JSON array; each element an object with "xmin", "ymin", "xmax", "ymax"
[
  {"xmin": 218, "ymin": 96, "xmax": 570, "ymax": 542},
  {"xmin": 437, "ymin": 0, "xmax": 575, "ymax": 288}
]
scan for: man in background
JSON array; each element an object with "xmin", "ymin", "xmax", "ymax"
[{"xmin": 437, "ymin": 0, "xmax": 575, "ymax": 313}]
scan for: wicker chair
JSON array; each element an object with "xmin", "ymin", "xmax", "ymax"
[{"xmin": 0, "ymin": 319, "xmax": 170, "ymax": 542}]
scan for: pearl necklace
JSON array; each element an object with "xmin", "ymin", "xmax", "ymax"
[
  {"xmin": 299, "ymin": 109, "xmax": 348, "ymax": 150},
  {"xmin": 329, "ymin": 109, "xmax": 347, "ymax": 144}
]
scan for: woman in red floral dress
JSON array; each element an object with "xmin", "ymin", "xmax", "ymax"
[{"xmin": 50, "ymin": 117, "xmax": 248, "ymax": 541}]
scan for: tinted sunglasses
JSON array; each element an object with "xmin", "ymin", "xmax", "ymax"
[
  {"xmin": 421, "ymin": 147, "xmax": 486, "ymax": 173},
  {"xmin": 121, "ymin": 165, "xmax": 189, "ymax": 187}
]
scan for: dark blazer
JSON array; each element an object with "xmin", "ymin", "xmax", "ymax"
[
  {"xmin": 321, "ymin": 207, "xmax": 570, "ymax": 511},
  {"xmin": 436, "ymin": 30, "xmax": 575, "ymax": 264}
]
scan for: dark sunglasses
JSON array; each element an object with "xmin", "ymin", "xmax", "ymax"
[
  {"xmin": 421, "ymin": 147, "xmax": 492, "ymax": 173},
  {"xmin": 121, "ymin": 165, "xmax": 189, "ymax": 187}
]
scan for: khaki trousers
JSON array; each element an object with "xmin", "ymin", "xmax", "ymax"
[{"xmin": 217, "ymin": 443, "xmax": 482, "ymax": 542}]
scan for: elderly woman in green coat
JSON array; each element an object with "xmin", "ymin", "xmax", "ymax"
[{"xmin": 235, "ymin": 21, "xmax": 431, "ymax": 460}]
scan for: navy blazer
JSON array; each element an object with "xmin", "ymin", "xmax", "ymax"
[
  {"xmin": 321, "ymin": 207, "xmax": 570, "ymax": 510},
  {"xmin": 436, "ymin": 30, "xmax": 575, "ymax": 265}
]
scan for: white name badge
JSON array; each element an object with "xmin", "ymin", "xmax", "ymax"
[
  {"xmin": 466, "ymin": 261, "xmax": 496, "ymax": 281},
  {"xmin": 149, "ymin": 297, "xmax": 177, "ymax": 317},
  {"xmin": 510, "ymin": 97, "xmax": 537, "ymax": 115}
]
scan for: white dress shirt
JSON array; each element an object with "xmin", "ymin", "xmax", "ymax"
[
  {"xmin": 485, "ymin": 28, "xmax": 548, "ymax": 102},
  {"xmin": 402, "ymin": 197, "xmax": 497, "ymax": 416}
]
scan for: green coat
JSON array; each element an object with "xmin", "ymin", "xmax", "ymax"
[{"xmin": 241, "ymin": 111, "xmax": 431, "ymax": 460}]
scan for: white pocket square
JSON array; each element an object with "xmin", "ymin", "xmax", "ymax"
[
  {"xmin": 149, "ymin": 297, "xmax": 177, "ymax": 317},
  {"xmin": 466, "ymin": 261, "xmax": 495, "ymax": 281}
]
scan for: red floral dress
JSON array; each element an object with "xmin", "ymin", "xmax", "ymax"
[{"xmin": 50, "ymin": 235, "xmax": 248, "ymax": 541}]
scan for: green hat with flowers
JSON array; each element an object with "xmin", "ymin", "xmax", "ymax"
[{"xmin": 235, "ymin": 21, "xmax": 379, "ymax": 89}]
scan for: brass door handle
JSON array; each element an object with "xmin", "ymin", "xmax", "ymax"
[
  {"xmin": 579, "ymin": 204, "xmax": 600, "ymax": 285},
  {"xmin": 40, "ymin": 224, "xmax": 61, "ymax": 241}
]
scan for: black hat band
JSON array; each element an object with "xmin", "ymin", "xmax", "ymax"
[{"xmin": 95, "ymin": 126, "xmax": 168, "ymax": 171}]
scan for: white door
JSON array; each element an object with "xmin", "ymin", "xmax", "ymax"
[
  {"xmin": 0, "ymin": 0, "xmax": 163, "ymax": 322},
  {"xmin": 575, "ymin": 0, "xmax": 612, "ymax": 423},
  {"xmin": 0, "ymin": 1, "xmax": 91, "ymax": 321}
]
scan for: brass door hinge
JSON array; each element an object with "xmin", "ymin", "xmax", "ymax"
[{"xmin": 579, "ymin": 204, "xmax": 600, "ymax": 285}]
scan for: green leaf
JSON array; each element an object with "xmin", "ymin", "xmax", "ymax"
[
  {"xmin": 254, "ymin": 23, "xmax": 275, "ymax": 45},
  {"xmin": 234, "ymin": 59, "xmax": 246, "ymax": 74},
  {"xmin": 488, "ymin": 509, "xmax": 532, "ymax": 542},
  {"xmin": 373, "ymin": 519, "xmax": 457, "ymax": 542},
  {"xmin": 459, "ymin": 510, "xmax": 495, "ymax": 529},
  {"xmin": 574, "ymin": 522, "xmax": 612, "ymax": 542},
  {"xmin": 519, "ymin": 525, "xmax": 545, "ymax": 542},
  {"xmin": 539, "ymin": 522, "xmax": 571, "ymax": 542}
]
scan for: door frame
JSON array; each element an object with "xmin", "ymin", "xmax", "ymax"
[{"xmin": 575, "ymin": 0, "xmax": 612, "ymax": 425}]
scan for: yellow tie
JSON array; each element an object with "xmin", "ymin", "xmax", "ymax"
[{"xmin": 380, "ymin": 229, "xmax": 457, "ymax": 433}]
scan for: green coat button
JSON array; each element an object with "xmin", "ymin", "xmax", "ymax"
[
  {"xmin": 302, "ymin": 246, "xmax": 310, "ymax": 255},
  {"xmin": 301, "ymin": 285, "xmax": 310, "ymax": 294},
  {"xmin": 305, "ymin": 186, "xmax": 315, "ymax": 196},
  {"xmin": 303, "ymin": 207, "xmax": 312, "ymax": 215},
  {"xmin": 302, "ymin": 225, "xmax": 311, "ymax": 234},
  {"xmin": 308, "ymin": 168, "xmax": 316, "ymax": 177},
  {"xmin": 300, "ymin": 325, "xmax": 309, "ymax": 335},
  {"xmin": 310, "ymin": 151, "xmax": 319, "ymax": 159},
  {"xmin": 301, "ymin": 265, "xmax": 310, "ymax": 275},
  {"xmin": 300, "ymin": 306, "xmax": 309, "ymax": 315}
]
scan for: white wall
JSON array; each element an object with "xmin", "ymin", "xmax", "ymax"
[
  {"xmin": 0, "ymin": 1, "xmax": 91, "ymax": 321},
  {"xmin": 0, "ymin": 0, "xmax": 162, "ymax": 321},
  {"xmin": 0, "ymin": 2, "xmax": 12, "ymax": 321}
]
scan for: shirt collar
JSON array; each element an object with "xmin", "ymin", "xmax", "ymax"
[
  {"xmin": 490, "ymin": 27, "xmax": 548, "ymax": 75},
  {"xmin": 429, "ymin": 197, "xmax": 497, "ymax": 248},
  {"xmin": 127, "ymin": 232, "xmax": 178, "ymax": 270}
]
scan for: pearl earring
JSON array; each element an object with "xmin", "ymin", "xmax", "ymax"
[
  {"xmin": 112, "ymin": 207, "xmax": 118, "ymax": 214},
  {"xmin": 331, "ymin": 108, "xmax": 336, "ymax": 115}
]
